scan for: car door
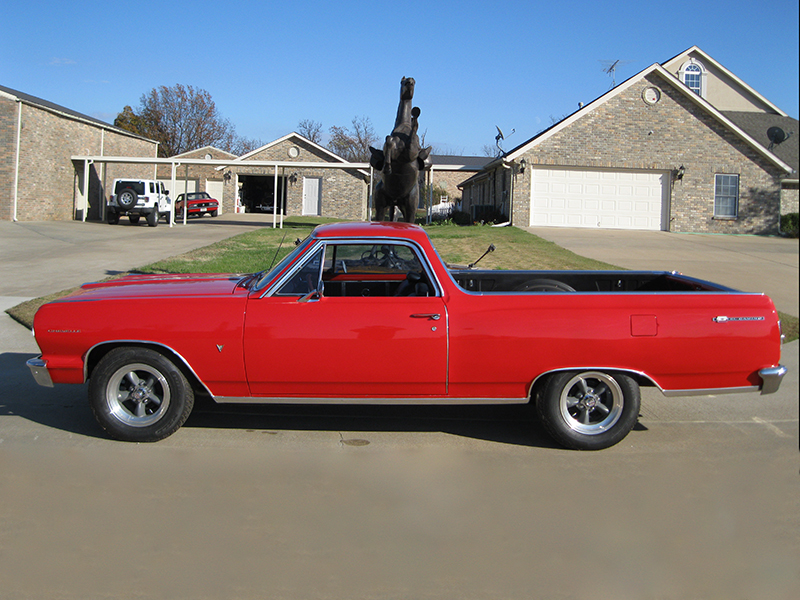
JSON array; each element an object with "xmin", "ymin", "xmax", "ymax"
[{"xmin": 243, "ymin": 242, "xmax": 448, "ymax": 398}]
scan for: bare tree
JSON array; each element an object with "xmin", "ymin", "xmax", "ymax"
[
  {"xmin": 327, "ymin": 116, "xmax": 378, "ymax": 163},
  {"xmin": 114, "ymin": 84, "xmax": 243, "ymax": 157},
  {"xmin": 297, "ymin": 119, "xmax": 323, "ymax": 144}
]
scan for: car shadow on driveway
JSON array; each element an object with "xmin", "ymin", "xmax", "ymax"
[
  {"xmin": 0, "ymin": 352, "xmax": 101, "ymax": 439},
  {"xmin": 184, "ymin": 401, "xmax": 564, "ymax": 449}
]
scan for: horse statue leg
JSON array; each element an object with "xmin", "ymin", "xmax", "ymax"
[{"xmin": 373, "ymin": 182, "xmax": 388, "ymax": 222}]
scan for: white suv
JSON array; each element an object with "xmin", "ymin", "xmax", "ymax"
[{"xmin": 107, "ymin": 179, "xmax": 171, "ymax": 227}]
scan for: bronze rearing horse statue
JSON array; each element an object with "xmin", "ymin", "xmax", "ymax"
[{"xmin": 370, "ymin": 77, "xmax": 431, "ymax": 223}]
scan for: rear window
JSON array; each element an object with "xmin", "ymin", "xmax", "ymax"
[{"xmin": 115, "ymin": 181, "xmax": 145, "ymax": 195}]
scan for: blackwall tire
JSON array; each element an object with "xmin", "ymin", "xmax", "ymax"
[
  {"xmin": 117, "ymin": 188, "xmax": 138, "ymax": 211},
  {"xmin": 107, "ymin": 210, "xmax": 120, "ymax": 225},
  {"xmin": 536, "ymin": 370, "xmax": 640, "ymax": 450},
  {"xmin": 146, "ymin": 209, "xmax": 158, "ymax": 227},
  {"xmin": 89, "ymin": 347, "xmax": 194, "ymax": 442}
]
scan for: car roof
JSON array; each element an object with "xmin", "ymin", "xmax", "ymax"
[{"xmin": 312, "ymin": 221, "xmax": 428, "ymax": 243}]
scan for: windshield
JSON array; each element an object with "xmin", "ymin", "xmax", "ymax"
[{"xmin": 252, "ymin": 235, "xmax": 315, "ymax": 292}]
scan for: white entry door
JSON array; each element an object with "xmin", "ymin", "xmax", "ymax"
[
  {"xmin": 302, "ymin": 177, "xmax": 322, "ymax": 215},
  {"xmin": 529, "ymin": 168, "xmax": 668, "ymax": 230}
]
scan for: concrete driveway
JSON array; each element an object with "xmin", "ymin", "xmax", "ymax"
[
  {"xmin": 527, "ymin": 227, "xmax": 799, "ymax": 316},
  {"xmin": 1, "ymin": 218, "xmax": 797, "ymax": 599}
]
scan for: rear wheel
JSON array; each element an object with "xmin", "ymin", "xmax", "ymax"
[
  {"xmin": 89, "ymin": 347, "xmax": 194, "ymax": 442},
  {"xmin": 107, "ymin": 209, "xmax": 120, "ymax": 225},
  {"xmin": 536, "ymin": 370, "xmax": 640, "ymax": 450}
]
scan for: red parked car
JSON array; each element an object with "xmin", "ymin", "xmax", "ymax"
[
  {"xmin": 174, "ymin": 192, "xmax": 219, "ymax": 218},
  {"xmin": 27, "ymin": 222, "xmax": 786, "ymax": 448}
]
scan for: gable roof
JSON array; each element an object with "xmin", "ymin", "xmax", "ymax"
[
  {"xmin": 237, "ymin": 132, "xmax": 349, "ymax": 163},
  {"xmin": 501, "ymin": 62, "xmax": 792, "ymax": 175},
  {"xmin": 662, "ymin": 46, "xmax": 788, "ymax": 117},
  {"xmin": 0, "ymin": 83, "xmax": 157, "ymax": 143}
]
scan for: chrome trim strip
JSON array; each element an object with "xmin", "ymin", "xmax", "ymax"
[
  {"xmin": 26, "ymin": 357, "xmax": 54, "ymax": 388},
  {"xmin": 661, "ymin": 386, "xmax": 760, "ymax": 397},
  {"xmin": 529, "ymin": 367, "xmax": 657, "ymax": 396},
  {"xmin": 213, "ymin": 396, "xmax": 529, "ymax": 405},
  {"xmin": 759, "ymin": 365, "xmax": 787, "ymax": 395}
]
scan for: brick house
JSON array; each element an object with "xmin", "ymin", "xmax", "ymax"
[
  {"xmin": 0, "ymin": 84, "xmax": 158, "ymax": 222},
  {"xmin": 459, "ymin": 47, "xmax": 797, "ymax": 234},
  {"xmin": 225, "ymin": 133, "xmax": 369, "ymax": 219}
]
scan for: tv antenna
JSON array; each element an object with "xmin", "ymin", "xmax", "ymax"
[{"xmin": 600, "ymin": 59, "xmax": 632, "ymax": 88}]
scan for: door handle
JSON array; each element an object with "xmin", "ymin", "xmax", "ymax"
[{"xmin": 411, "ymin": 313, "xmax": 440, "ymax": 320}]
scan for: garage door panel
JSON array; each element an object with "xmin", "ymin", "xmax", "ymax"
[{"xmin": 530, "ymin": 168, "xmax": 666, "ymax": 231}]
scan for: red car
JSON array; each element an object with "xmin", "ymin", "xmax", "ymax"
[
  {"xmin": 27, "ymin": 222, "xmax": 786, "ymax": 448},
  {"xmin": 174, "ymin": 192, "xmax": 219, "ymax": 218}
]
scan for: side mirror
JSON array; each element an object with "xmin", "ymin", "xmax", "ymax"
[{"xmin": 298, "ymin": 281, "xmax": 324, "ymax": 303}]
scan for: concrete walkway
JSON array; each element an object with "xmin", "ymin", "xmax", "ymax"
[{"xmin": 527, "ymin": 227, "xmax": 799, "ymax": 316}]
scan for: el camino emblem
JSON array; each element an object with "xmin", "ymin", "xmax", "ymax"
[{"xmin": 713, "ymin": 316, "xmax": 765, "ymax": 323}]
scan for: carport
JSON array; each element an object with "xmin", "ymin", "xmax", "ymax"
[{"xmin": 72, "ymin": 155, "xmax": 372, "ymax": 227}]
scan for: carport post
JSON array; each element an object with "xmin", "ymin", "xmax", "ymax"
[
  {"xmin": 368, "ymin": 166, "xmax": 374, "ymax": 221},
  {"xmin": 183, "ymin": 164, "xmax": 189, "ymax": 225},
  {"xmin": 273, "ymin": 164, "xmax": 282, "ymax": 229},
  {"xmin": 81, "ymin": 159, "xmax": 91, "ymax": 222},
  {"xmin": 169, "ymin": 162, "xmax": 178, "ymax": 227}
]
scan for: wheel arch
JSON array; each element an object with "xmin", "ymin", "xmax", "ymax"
[
  {"xmin": 85, "ymin": 341, "xmax": 213, "ymax": 398},
  {"xmin": 529, "ymin": 367, "xmax": 660, "ymax": 400}
]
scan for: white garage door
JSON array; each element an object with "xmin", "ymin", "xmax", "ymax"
[
  {"xmin": 529, "ymin": 168, "xmax": 668, "ymax": 230},
  {"xmin": 206, "ymin": 180, "xmax": 224, "ymax": 210}
]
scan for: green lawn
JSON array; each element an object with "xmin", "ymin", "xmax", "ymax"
[{"xmin": 6, "ymin": 219, "xmax": 798, "ymax": 342}]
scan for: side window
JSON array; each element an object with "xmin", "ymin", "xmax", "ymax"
[
  {"xmin": 324, "ymin": 244, "xmax": 422, "ymax": 276},
  {"xmin": 275, "ymin": 247, "xmax": 323, "ymax": 296},
  {"xmin": 321, "ymin": 243, "xmax": 432, "ymax": 297}
]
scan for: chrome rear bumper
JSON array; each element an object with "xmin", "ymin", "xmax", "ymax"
[
  {"xmin": 27, "ymin": 357, "xmax": 54, "ymax": 388},
  {"xmin": 759, "ymin": 365, "xmax": 787, "ymax": 395}
]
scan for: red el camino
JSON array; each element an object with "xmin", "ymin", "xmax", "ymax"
[{"xmin": 27, "ymin": 222, "xmax": 786, "ymax": 449}]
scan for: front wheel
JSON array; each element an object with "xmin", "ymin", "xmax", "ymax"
[
  {"xmin": 536, "ymin": 370, "xmax": 640, "ymax": 450},
  {"xmin": 89, "ymin": 347, "xmax": 194, "ymax": 442},
  {"xmin": 146, "ymin": 209, "xmax": 158, "ymax": 227}
]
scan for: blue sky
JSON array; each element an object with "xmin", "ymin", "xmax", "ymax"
[{"xmin": 2, "ymin": 0, "xmax": 798, "ymax": 156}]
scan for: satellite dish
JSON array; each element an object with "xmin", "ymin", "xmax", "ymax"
[{"xmin": 767, "ymin": 126, "xmax": 786, "ymax": 145}]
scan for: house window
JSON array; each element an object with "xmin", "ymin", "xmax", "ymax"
[
  {"xmin": 714, "ymin": 174, "xmax": 739, "ymax": 218},
  {"xmin": 679, "ymin": 60, "xmax": 706, "ymax": 97}
]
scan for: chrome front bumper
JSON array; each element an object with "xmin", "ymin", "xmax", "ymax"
[
  {"xmin": 27, "ymin": 357, "xmax": 54, "ymax": 388},
  {"xmin": 759, "ymin": 365, "xmax": 787, "ymax": 395}
]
